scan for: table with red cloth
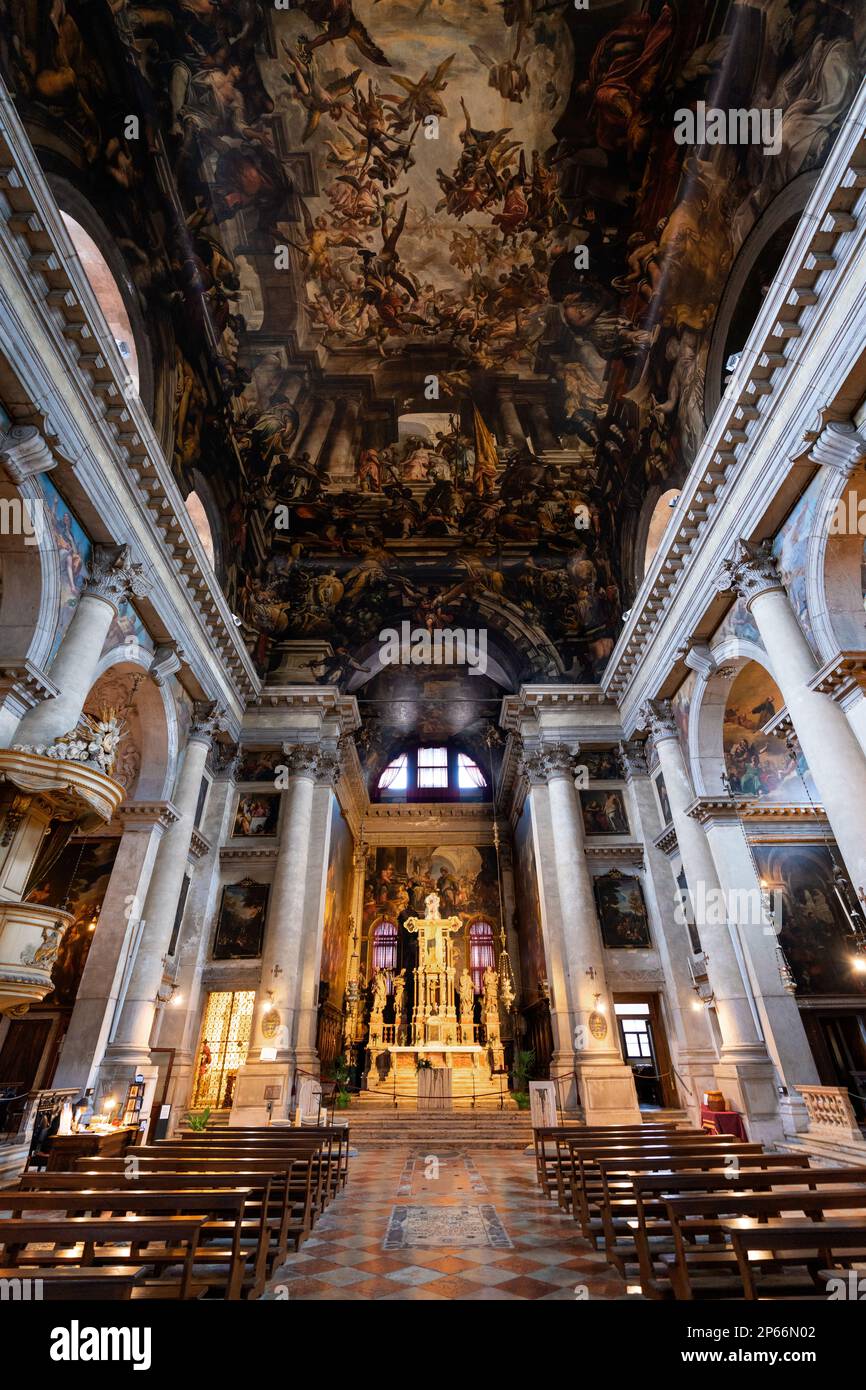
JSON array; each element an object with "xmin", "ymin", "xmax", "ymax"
[{"xmin": 700, "ymin": 1104, "xmax": 748, "ymax": 1140}]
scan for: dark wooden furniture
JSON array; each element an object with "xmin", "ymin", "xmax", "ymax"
[{"xmin": 45, "ymin": 1126, "xmax": 137, "ymax": 1172}]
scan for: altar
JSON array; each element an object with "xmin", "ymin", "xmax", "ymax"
[{"xmin": 364, "ymin": 892, "xmax": 507, "ymax": 1106}]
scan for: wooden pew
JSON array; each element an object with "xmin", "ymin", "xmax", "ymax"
[
  {"xmin": 1, "ymin": 1187, "xmax": 264, "ymax": 1299},
  {"xmin": 0, "ymin": 1266, "xmax": 149, "ymax": 1300},
  {"xmin": 148, "ymin": 1136, "xmax": 340, "ymax": 1210},
  {"xmin": 612, "ymin": 1162, "xmax": 861, "ymax": 1297},
  {"xmin": 0, "ymin": 1215, "xmax": 205, "ymax": 1299},
  {"xmin": 662, "ymin": 1188, "xmax": 866, "ymax": 1299},
  {"xmin": 186, "ymin": 1126, "xmax": 351, "ymax": 1191},
  {"xmin": 561, "ymin": 1137, "xmax": 762, "ymax": 1231},
  {"xmin": 723, "ymin": 1218, "xmax": 866, "ymax": 1300},
  {"xmin": 18, "ymin": 1170, "xmax": 285, "ymax": 1282},
  {"xmin": 533, "ymin": 1124, "xmax": 688, "ymax": 1198},
  {"xmin": 76, "ymin": 1156, "xmax": 315, "ymax": 1251}
]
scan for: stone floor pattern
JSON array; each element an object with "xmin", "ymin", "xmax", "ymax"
[{"xmin": 265, "ymin": 1146, "xmax": 632, "ymax": 1300}]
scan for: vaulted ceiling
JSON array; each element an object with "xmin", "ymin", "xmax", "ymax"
[{"xmin": 3, "ymin": 0, "xmax": 863, "ymax": 696}]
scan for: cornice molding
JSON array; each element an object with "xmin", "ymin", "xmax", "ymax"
[
  {"xmin": 0, "ymin": 659, "xmax": 58, "ymax": 711},
  {"xmin": 0, "ymin": 86, "xmax": 259, "ymax": 705},
  {"xmin": 603, "ymin": 83, "xmax": 866, "ymax": 715},
  {"xmin": 807, "ymin": 650, "xmax": 866, "ymax": 705},
  {"xmin": 585, "ymin": 844, "xmax": 645, "ymax": 864}
]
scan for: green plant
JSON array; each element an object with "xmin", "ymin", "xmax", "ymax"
[
  {"xmin": 416, "ymin": 1056, "xmax": 433, "ymax": 1071},
  {"xmin": 185, "ymin": 1107, "xmax": 211, "ymax": 1132},
  {"xmin": 330, "ymin": 1053, "xmax": 351, "ymax": 1108},
  {"xmin": 512, "ymin": 1091, "xmax": 531, "ymax": 1110},
  {"xmin": 512, "ymin": 1048, "xmax": 535, "ymax": 1092}
]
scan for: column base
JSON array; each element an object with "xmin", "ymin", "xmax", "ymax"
[
  {"xmin": 713, "ymin": 1052, "xmax": 783, "ymax": 1144},
  {"xmin": 575, "ymin": 1060, "xmax": 641, "ymax": 1126},
  {"xmin": 229, "ymin": 1056, "xmax": 294, "ymax": 1126}
]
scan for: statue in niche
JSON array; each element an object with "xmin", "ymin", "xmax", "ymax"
[
  {"xmin": 371, "ymin": 967, "xmax": 388, "ymax": 1015},
  {"xmin": 392, "ymin": 968, "xmax": 406, "ymax": 1020},
  {"xmin": 482, "ymin": 965, "xmax": 499, "ymax": 1012},
  {"xmin": 459, "ymin": 969, "xmax": 475, "ymax": 1022}
]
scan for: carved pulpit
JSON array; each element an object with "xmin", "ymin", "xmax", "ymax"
[{"xmin": 404, "ymin": 892, "xmax": 463, "ymax": 1046}]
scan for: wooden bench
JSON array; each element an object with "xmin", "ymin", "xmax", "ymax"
[
  {"xmin": 722, "ymin": 1217, "xmax": 866, "ymax": 1300},
  {"xmin": 186, "ymin": 1126, "xmax": 351, "ymax": 1192},
  {"xmin": 612, "ymin": 1163, "xmax": 862, "ymax": 1296},
  {"xmin": 661, "ymin": 1188, "xmax": 866, "ymax": 1300},
  {"xmin": 146, "ymin": 1139, "xmax": 336, "ymax": 1212},
  {"xmin": 562, "ymin": 1138, "xmax": 762, "ymax": 1232},
  {"xmin": 0, "ymin": 1215, "xmax": 205, "ymax": 1299},
  {"xmin": 533, "ymin": 1124, "xmax": 687, "ymax": 1197},
  {"xmin": 1, "ymin": 1187, "xmax": 265, "ymax": 1299},
  {"xmin": 0, "ymin": 1265, "xmax": 149, "ymax": 1300},
  {"xmin": 77, "ymin": 1156, "xmax": 315, "ymax": 1251},
  {"xmin": 18, "ymin": 1170, "xmax": 287, "ymax": 1282}
]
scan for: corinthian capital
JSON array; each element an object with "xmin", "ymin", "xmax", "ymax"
[
  {"xmin": 83, "ymin": 544, "xmax": 151, "ymax": 609},
  {"xmin": 521, "ymin": 742, "xmax": 578, "ymax": 783},
  {"xmin": 189, "ymin": 700, "xmax": 227, "ymax": 745},
  {"xmin": 717, "ymin": 538, "xmax": 783, "ymax": 607},
  {"xmin": 619, "ymin": 740, "xmax": 648, "ymax": 780},
  {"xmin": 639, "ymin": 698, "xmax": 678, "ymax": 742},
  {"xmin": 281, "ymin": 742, "xmax": 320, "ymax": 778}
]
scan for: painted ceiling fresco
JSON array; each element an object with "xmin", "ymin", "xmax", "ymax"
[{"xmin": 2, "ymin": 1, "xmax": 864, "ymax": 689}]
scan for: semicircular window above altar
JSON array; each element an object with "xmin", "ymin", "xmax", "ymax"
[{"xmin": 376, "ymin": 747, "xmax": 486, "ymax": 802}]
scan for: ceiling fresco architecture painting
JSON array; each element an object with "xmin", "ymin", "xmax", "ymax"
[{"xmin": 4, "ymin": 0, "xmax": 866, "ymax": 1324}]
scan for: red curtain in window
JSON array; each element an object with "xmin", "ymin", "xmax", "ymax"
[{"xmin": 469, "ymin": 920, "xmax": 495, "ymax": 993}]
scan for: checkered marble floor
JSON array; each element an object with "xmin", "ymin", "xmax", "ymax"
[{"xmin": 264, "ymin": 1146, "xmax": 633, "ymax": 1300}]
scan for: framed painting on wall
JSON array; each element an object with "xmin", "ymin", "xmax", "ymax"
[
  {"xmin": 233, "ymin": 793, "xmax": 280, "ymax": 837},
  {"xmin": 593, "ymin": 870, "xmax": 652, "ymax": 949},
  {"xmin": 213, "ymin": 879, "xmax": 270, "ymax": 960},
  {"xmin": 580, "ymin": 789, "xmax": 630, "ymax": 836}
]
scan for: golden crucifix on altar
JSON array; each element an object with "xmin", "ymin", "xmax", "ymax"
[{"xmin": 404, "ymin": 891, "xmax": 463, "ymax": 1045}]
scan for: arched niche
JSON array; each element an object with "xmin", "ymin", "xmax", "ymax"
[
  {"xmin": 690, "ymin": 641, "xmax": 813, "ymax": 804},
  {"xmin": 84, "ymin": 652, "xmax": 178, "ymax": 802},
  {"xmin": 705, "ymin": 172, "xmax": 818, "ymax": 423},
  {"xmin": 0, "ymin": 473, "xmax": 61, "ymax": 674},
  {"xmin": 633, "ymin": 485, "xmax": 680, "ymax": 588},
  {"xmin": 805, "ymin": 461, "xmax": 866, "ymax": 658}
]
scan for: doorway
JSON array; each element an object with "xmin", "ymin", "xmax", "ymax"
[
  {"xmin": 191, "ymin": 990, "xmax": 255, "ymax": 1110},
  {"xmin": 613, "ymin": 995, "xmax": 678, "ymax": 1110},
  {"xmin": 801, "ymin": 1009, "xmax": 866, "ymax": 1126}
]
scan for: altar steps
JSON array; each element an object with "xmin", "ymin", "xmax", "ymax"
[{"xmin": 343, "ymin": 1107, "xmax": 535, "ymax": 1149}]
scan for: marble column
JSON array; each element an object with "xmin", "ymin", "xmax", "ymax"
[
  {"xmin": 103, "ymin": 702, "xmax": 222, "ymax": 1073},
  {"xmin": 52, "ymin": 803, "xmax": 174, "ymax": 1092},
  {"xmin": 641, "ymin": 700, "xmax": 782, "ymax": 1139},
  {"xmin": 527, "ymin": 403, "xmax": 558, "ymax": 453},
  {"xmin": 14, "ymin": 544, "xmax": 150, "ymax": 745},
  {"xmin": 496, "ymin": 391, "xmax": 525, "ymax": 448},
  {"xmin": 524, "ymin": 745, "xmax": 640, "ymax": 1122},
  {"xmin": 619, "ymin": 740, "xmax": 718, "ymax": 1117},
  {"xmin": 298, "ymin": 399, "xmax": 338, "ymax": 467},
  {"xmin": 719, "ymin": 538, "xmax": 866, "ymax": 899},
  {"xmin": 230, "ymin": 745, "xmax": 320, "ymax": 1124},
  {"xmin": 692, "ymin": 798, "xmax": 818, "ymax": 1131},
  {"xmin": 152, "ymin": 751, "xmax": 239, "ymax": 1122},
  {"xmin": 293, "ymin": 754, "xmax": 341, "ymax": 1073},
  {"xmin": 327, "ymin": 397, "xmax": 362, "ymax": 480}
]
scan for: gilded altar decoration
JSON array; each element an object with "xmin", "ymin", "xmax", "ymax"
[{"xmin": 15, "ymin": 708, "xmax": 128, "ymax": 777}]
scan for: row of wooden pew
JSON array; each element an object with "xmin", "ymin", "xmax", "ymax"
[
  {"xmin": 0, "ymin": 1123, "xmax": 350, "ymax": 1300},
  {"xmin": 533, "ymin": 1121, "xmax": 866, "ymax": 1299}
]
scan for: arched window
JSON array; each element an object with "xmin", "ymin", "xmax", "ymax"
[
  {"xmin": 468, "ymin": 919, "xmax": 495, "ymax": 993},
  {"xmin": 371, "ymin": 919, "xmax": 398, "ymax": 988},
  {"xmin": 61, "ymin": 212, "xmax": 140, "ymax": 395},
  {"xmin": 376, "ymin": 747, "xmax": 486, "ymax": 800}
]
